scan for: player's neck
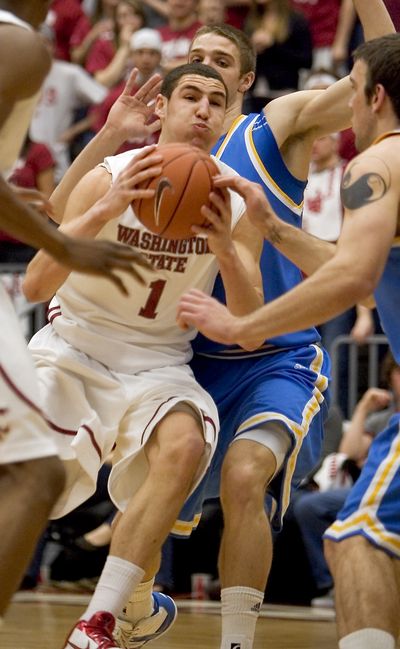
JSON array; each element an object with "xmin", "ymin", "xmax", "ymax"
[{"xmin": 223, "ymin": 98, "xmax": 244, "ymax": 133}]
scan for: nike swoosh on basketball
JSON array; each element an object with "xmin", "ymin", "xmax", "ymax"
[{"xmin": 154, "ymin": 177, "xmax": 173, "ymax": 226}]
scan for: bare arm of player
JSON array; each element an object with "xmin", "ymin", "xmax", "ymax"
[
  {"xmin": 191, "ymin": 187, "xmax": 264, "ymax": 315},
  {"xmin": 213, "ymin": 175, "xmax": 336, "ymax": 276},
  {"xmin": 178, "ymin": 151, "xmax": 398, "ymax": 350},
  {"xmin": 50, "ymin": 70, "xmax": 162, "ymax": 223},
  {"xmin": 23, "ymin": 149, "xmax": 163, "ymax": 302},
  {"xmin": 265, "ymin": 0, "xmax": 395, "ymax": 179}
]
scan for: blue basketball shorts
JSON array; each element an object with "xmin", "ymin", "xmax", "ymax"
[
  {"xmin": 325, "ymin": 413, "xmax": 400, "ymax": 558},
  {"xmin": 175, "ymin": 343, "xmax": 331, "ymax": 536}
]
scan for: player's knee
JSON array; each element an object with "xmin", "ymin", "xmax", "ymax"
[{"xmin": 220, "ymin": 457, "xmax": 266, "ymax": 511}]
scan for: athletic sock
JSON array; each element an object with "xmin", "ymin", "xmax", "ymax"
[
  {"xmin": 339, "ymin": 628, "xmax": 395, "ymax": 649},
  {"xmin": 82, "ymin": 555, "xmax": 145, "ymax": 620},
  {"xmin": 220, "ymin": 586, "xmax": 264, "ymax": 649},
  {"xmin": 120, "ymin": 577, "xmax": 155, "ymax": 624}
]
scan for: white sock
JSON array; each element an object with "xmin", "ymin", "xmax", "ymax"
[
  {"xmin": 220, "ymin": 586, "xmax": 264, "ymax": 649},
  {"xmin": 82, "ymin": 555, "xmax": 145, "ymax": 621},
  {"xmin": 121, "ymin": 577, "xmax": 155, "ymax": 624},
  {"xmin": 339, "ymin": 628, "xmax": 395, "ymax": 649}
]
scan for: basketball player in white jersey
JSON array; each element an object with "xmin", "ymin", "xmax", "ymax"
[
  {"xmin": 23, "ymin": 62, "xmax": 263, "ymax": 648},
  {"xmin": 0, "ymin": 0, "xmax": 165, "ymax": 621}
]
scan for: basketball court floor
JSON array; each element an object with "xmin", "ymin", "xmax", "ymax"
[{"xmin": 1, "ymin": 591, "xmax": 340, "ymax": 649}]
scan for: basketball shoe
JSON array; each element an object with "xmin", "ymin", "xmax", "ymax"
[
  {"xmin": 63, "ymin": 611, "xmax": 119, "ymax": 648},
  {"xmin": 114, "ymin": 592, "xmax": 178, "ymax": 648}
]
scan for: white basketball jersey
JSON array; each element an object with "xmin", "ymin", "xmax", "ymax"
[
  {"xmin": 49, "ymin": 148, "xmax": 245, "ymax": 373},
  {"xmin": 0, "ymin": 11, "xmax": 40, "ymax": 175}
]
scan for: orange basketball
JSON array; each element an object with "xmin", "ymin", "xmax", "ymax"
[{"xmin": 132, "ymin": 143, "xmax": 219, "ymax": 240}]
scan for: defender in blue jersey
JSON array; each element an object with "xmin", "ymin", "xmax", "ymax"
[
  {"xmin": 179, "ymin": 33, "xmax": 400, "ymax": 649},
  {"xmin": 175, "ymin": 6, "xmax": 394, "ymax": 649}
]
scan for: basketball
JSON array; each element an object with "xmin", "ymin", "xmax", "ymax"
[{"xmin": 132, "ymin": 143, "xmax": 219, "ymax": 240}]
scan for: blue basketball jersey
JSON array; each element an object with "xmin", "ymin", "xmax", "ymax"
[
  {"xmin": 193, "ymin": 111, "xmax": 320, "ymax": 358},
  {"xmin": 374, "ymin": 238, "xmax": 400, "ymax": 363}
]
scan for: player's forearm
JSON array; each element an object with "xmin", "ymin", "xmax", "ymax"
[
  {"xmin": 217, "ymin": 248, "xmax": 263, "ymax": 316},
  {"xmin": 234, "ymin": 257, "xmax": 372, "ymax": 350},
  {"xmin": 24, "ymin": 203, "xmax": 110, "ymax": 302},
  {"xmin": 0, "ymin": 177, "xmax": 65, "ymax": 256},
  {"xmin": 353, "ymin": 0, "xmax": 395, "ymax": 40},
  {"xmin": 259, "ymin": 214, "xmax": 336, "ymax": 276},
  {"xmin": 51, "ymin": 126, "xmax": 124, "ymax": 223}
]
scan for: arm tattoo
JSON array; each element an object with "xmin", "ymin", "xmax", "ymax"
[
  {"xmin": 341, "ymin": 168, "xmax": 388, "ymax": 210},
  {"xmin": 270, "ymin": 224, "xmax": 282, "ymax": 245}
]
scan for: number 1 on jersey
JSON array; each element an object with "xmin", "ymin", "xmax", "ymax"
[{"xmin": 139, "ymin": 279, "xmax": 166, "ymax": 319}]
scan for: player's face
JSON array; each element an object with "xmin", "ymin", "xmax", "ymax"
[
  {"xmin": 349, "ymin": 59, "xmax": 376, "ymax": 152},
  {"xmin": 189, "ymin": 33, "xmax": 245, "ymax": 106},
  {"xmin": 157, "ymin": 74, "xmax": 227, "ymax": 151}
]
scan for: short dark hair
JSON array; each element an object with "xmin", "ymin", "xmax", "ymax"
[
  {"xmin": 353, "ymin": 33, "xmax": 400, "ymax": 120},
  {"xmin": 160, "ymin": 62, "xmax": 228, "ymax": 104},
  {"xmin": 192, "ymin": 24, "xmax": 256, "ymax": 76}
]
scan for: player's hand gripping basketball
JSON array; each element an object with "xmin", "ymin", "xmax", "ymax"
[
  {"xmin": 57, "ymin": 147, "xmax": 164, "ymax": 293},
  {"xmin": 213, "ymin": 174, "xmax": 277, "ymax": 240},
  {"xmin": 99, "ymin": 145, "xmax": 163, "ymax": 222},
  {"xmin": 191, "ymin": 184, "xmax": 234, "ymax": 258}
]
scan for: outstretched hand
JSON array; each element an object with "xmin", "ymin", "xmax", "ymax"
[
  {"xmin": 106, "ymin": 68, "xmax": 162, "ymax": 143},
  {"xmin": 59, "ymin": 237, "xmax": 152, "ymax": 295}
]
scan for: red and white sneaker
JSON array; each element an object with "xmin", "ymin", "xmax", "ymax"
[{"xmin": 63, "ymin": 611, "xmax": 120, "ymax": 649}]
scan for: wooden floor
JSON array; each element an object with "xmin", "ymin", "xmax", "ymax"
[{"xmin": 0, "ymin": 592, "xmax": 340, "ymax": 649}]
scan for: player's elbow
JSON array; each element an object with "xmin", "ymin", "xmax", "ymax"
[{"xmin": 22, "ymin": 273, "xmax": 50, "ymax": 304}]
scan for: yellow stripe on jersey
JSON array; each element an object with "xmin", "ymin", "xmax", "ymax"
[
  {"xmin": 214, "ymin": 114, "xmax": 249, "ymax": 158},
  {"xmin": 246, "ymin": 124, "xmax": 304, "ymax": 215},
  {"xmin": 235, "ymin": 345, "xmax": 327, "ymax": 520}
]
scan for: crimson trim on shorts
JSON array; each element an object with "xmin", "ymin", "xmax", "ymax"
[
  {"xmin": 202, "ymin": 414, "xmax": 217, "ymax": 441},
  {"xmin": 47, "ymin": 420, "xmax": 102, "ymax": 461},
  {"xmin": 139, "ymin": 399, "xmax": 218, "ymax": 445},
  {"xmin": 140, "ymin": 396, "xmax": 177, "ymax": 444},
  {"xmin": 0, "ymin": 364, "xmax": 44, "ymax": 416}
]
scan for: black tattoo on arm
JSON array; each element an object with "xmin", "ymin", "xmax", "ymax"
[
  {"xmin": 270, "ymin": 224, "xmax": 282, "ymax": 245},
  {"xmin": 341, "ymin": 165, "xmax": 389, "ymax": 210}
]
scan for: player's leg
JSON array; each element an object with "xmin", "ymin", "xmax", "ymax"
[
  {"xmin": 0, "ymin": 455, "xmax": 64, "ymax": 616},
  {"xmin": 324, "ymin": 416, "xmax": 400, "ymax": 649},
  {"xmin": 325, "ymin": 536, "xmax": 399, "ymax": 649},
  {"xmin": 218, "ymin": 426, "xmax": 290, "ymax": 649},
  {"xmin": 0, "ymin": 291, "xmax": 65, "ymax": 618},
  {"xmin": 64, "ymin": 409, "xmax": 206, "ymax": 648}
]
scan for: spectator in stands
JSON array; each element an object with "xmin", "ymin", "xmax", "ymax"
[
  {"xmin": 157, "ymin": 0, "xmax": 202, "ymax": 72},
  {"xmin": 70, "ymin": 0, "xmax": 119, "ymax": 67},
  {"xmin": 46, "ymin": 0, "xmax": 87, "ymax": 62},
  {"xmin": 90, "ymin": 28, "xmax": 162, "ymax": 153},
  {"xmin": 83, "ymin": 0, "xmax": 146, "ymax": 88},
  {"xmin": 245, "ymin": 0, "xmax": 312, "ymax": 112},
  {"xmin": 293, "ymin": 351, "xmax": 400, "ymax": 607},
  {"xmin": 29, "ymin": 27, "xmax": 108, "ymax": 182},
  {"xmin": 0, "ymin": 138, "xmax": 56, "ymax": 264},
  {"xmin": 291, "ymin": 0, "xmax": 356, "ymax": 74},
  {"xmin": 198, "ymin": 0, "xmax": 226, "ymax": 26}
]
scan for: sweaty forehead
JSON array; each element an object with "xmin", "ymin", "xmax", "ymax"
[{"xmin": 174, "ymin": 74, "xmax": 226, "ymax": 96}]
